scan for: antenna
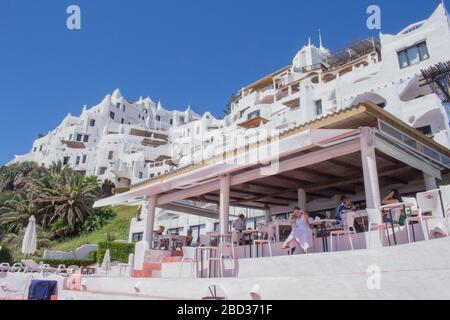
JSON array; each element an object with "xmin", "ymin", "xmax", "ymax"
[{"xmin": 319, "ymin": 29, "xmax": 323, "ymax": 48}]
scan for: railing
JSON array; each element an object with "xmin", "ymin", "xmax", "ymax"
[{"xmin": 378, "ymin": 120, "xmax": 450, "ymax": 168}]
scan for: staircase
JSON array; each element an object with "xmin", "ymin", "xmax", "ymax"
[{"xmin": 132, "ymin": 250, "xmax": 182, "ymax": 278}]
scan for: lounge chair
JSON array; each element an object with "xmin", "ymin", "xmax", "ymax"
[{"xmin": 1, "ymin": 275, "xmax": 33, "ymax": 300}]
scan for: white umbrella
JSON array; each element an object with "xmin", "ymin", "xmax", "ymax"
[
  {"xmin": 101, "ymin": 249, "xmax": 111, "ymax": 274},
  {"xmin": 21, "ymin": 216, "xmax": 37, "ymax": 257}
]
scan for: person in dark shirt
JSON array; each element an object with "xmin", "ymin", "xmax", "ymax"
[{"xmin": 336, "ymin": 196, "xmax": 356, "ymax": 224}]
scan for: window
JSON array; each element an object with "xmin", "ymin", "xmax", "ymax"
[
  {"xmin": 315, "ymin": 100, "xmax": 323, "ymax": 116},
  {"xmin": 83, "ymin": 135, "xmax": 89, "ymax": 143},
  {"xmin": 247, "ymin": 110, "xmax": 260, "ymax": 120},
  {"xmin": 110, "ymin": 112, "xmax": 115, "ymax": 120},
  {"xmin": 131, "ymin": 232, "xmax": 143, "ymax": 242},
  {"xmin": 33, "ymin": 147, "xmax": 37, "ymax": 152},
  {"xmin": 168, "ymin": 227, "xmax": 184, "ymax": 235},
  {"xmin": 398, "ymin": 42, "xmax": 429, "ymax": 69},
  {"xmin": 82, "ymin": 155, "xmax": 87, "ymax": 164},
  {"xmin": 122, "ymin": 105, "xmax": 126, "ymax": 112},
  {"xmin": 121, "ymin": 118, "xmax": 125, "ymax": 124},
  {"xmin": 170, "ymin": 119, "xmax": 173, "ymax": 125},
  {"xmin": 99, "ymin": 167, "xmax": 107, "ymax": 175},
  {"xmin": 108, "ymin": 151, "xmax": 114, "ymax": 160},
  {"xmin": 179, "ymin": 116, "xmax": 185, "ymax": 124},
  {"xmin": 116, "ymin": 103, "xmax": 120, "ymax": 109},
  {"xmin": 63, "ymin": 156, "xmax": 70, "ymax": 165},
  {"xmin": 156, "ymin": 115, "xmax": 161, "ymax": 122},
  {"xmin": 39, "ymin": 145, "xmax": 43, "ymax": 152},
  {"xmin": 76, "ymin": 156, "xmax": 80, "ymax": 165},
  {"xmin": 90, "ymin": 119, "xmax": 96, "ymax": 127},
  {"xmin": 416, "ymin": 125, "xmax": 433, "ymax": 136},
  {"xmin": 69, "ymin": 134, "xmax": 73, "ymax": 141},
  {"xmin": 139, "ymin": 172, "xmax": 143, "ymax": 179},
  {"xmin": 190, "ymin": 224, "xmax": 206, "ymax": 243},
  {"xmin": 76, "ymin": 134, "xmax": 82, "ymax": 142}
]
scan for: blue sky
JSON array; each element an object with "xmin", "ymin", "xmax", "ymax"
[{"xmin": 0, "ymin": 0, "xmax": 445, "ymax": 164}]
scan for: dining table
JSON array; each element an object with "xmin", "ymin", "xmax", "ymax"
[
  {"xmin": 195, "ymin": 246, "xmax": 218, "ymax": 278},
  {"xmin": 310, "ymin": 219, "xmax": 340, "ymax": 252},
  {"xmin": 381, "ymin": 202, "xmax": 415, "ymax": 246}
]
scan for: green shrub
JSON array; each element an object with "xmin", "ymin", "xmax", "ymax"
[
  {"xmin": 34, "ymin": 258, "xmax": 96, "ymax": 268},
  {"xmin": 0, "ymin": 246, "xmax": 13, "ymax": 264},
  {"xmin": 97, "ymin": 241, "xmax": 134, "ymax": 263},
  {"xmin": 88, "ymin": 250, "xmax": 97, "ymax": 261}
]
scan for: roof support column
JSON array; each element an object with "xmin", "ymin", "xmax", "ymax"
[
  {"xmin": 360, "ymin": 127, "xmax": 381, "ymax": 211},
  {"xmin": 297, "ymin": 188, "xmax": 307, "ymax": 210},
  {"xmin": 143, "ymin": 195, "xmax": 158, "ymax": 245},
  {"xmin": 264, "ymin": 205, "xmax": 272, "ymax": 224},
  {"xmin": 424, "ymin": 172, "xmax": 438, "ymax": 191},
  {"xmin": 220, "ymin": 175, "xmax": 231, "ymax": 235}
]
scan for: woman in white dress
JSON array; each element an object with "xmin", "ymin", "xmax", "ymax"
[{"xmin": 282, "ymin": 207, "xmax": 313, "ymax": 254}]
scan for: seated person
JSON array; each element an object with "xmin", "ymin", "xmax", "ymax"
[
  {"xmin": 382, "ymin": 189, "xmax": 402, "ymax": 205},
  {"xmin": 233, "ymin": 214, "xmax": 246, "ymax": 232},
  {"xmin": 155, "ymin": 225, "xmax": 165, "ymax": 236},
  {"xmin": 336, "ymin": 196, "xmax": 363, "ymax": 232},
  {"xmin": 382, "ymin": 189, "xmax": 405, "ymax": 224},
  {"xmin": 185, "ymin": 229, "xmax": 194, "ymax": 247},
  {"xmin": 336, "ymin": 196, "xmax": 356, "ymax": 224}
]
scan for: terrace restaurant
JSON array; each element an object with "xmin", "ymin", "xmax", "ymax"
[{"xmin": 94, "ymin": 102, "xmax": 450, "ymax": 278}]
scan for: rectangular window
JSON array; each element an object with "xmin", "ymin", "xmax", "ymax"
[
  {"xmin": 99, "ymin": 167, "xmax": 107, "ymax": 175},
  {"xmin": 69, "ymin": 134, "xmax": 73, "ymax": 141},
  {"xmin": 82, "ymin": 155, "xmax": 87, "ymax": 164},
  {"xmin": 76, "ymin": 134, "xmax": 82, "ymax": 142},
  {"xmin": 247, "ymin": 110, "xmax": 260, "ymax": 120},
  {"xmin": 108, "ymin": 151, "xmax": 114, "ymax": 160},
  {"xmin": 131, "ymin": 232, "xmax": 143, "ymax": 242},
  {"xmin": 139, "ymin": 172, "xmax": 143, "ymax": 179},
  {"xmin": 398, "ymin": 41, "xmax": 430, "ymax": 69},
  {"xmin": 110, "ymin": 112, "xmax": 115, "ymax": 120},
  {"xmin": 63, "ymin": 156, "xmax": 70, "ymax": 165},
  {"xmin": 90, "ymin": 119, "xmax": 96, "ymax": 127},
  {"xmin": 83, "ymin": 135, "xmax": 89, "ymax": 143},
  {"xmin": 122, "ymin": 105, "xmax": 126, "ymax": 112},
  {"xmin": 76, "ymin": 156, "xmax": 80, "ymax": 165},
  {"xmin": 315, "ymin": 100, "xmax": 323, "ymax": 116}
]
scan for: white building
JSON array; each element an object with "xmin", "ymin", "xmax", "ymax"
[{"xmin": 10, "ymin": 4, "xmax": 450, "ymax": 242}]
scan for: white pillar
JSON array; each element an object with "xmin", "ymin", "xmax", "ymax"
[
  {"xmin": 264, "ymin": 205, "xmax": 272, "ymax": 223},
  {"xmin": 220, "ymin": 175, "xmax": 231, "ymax": 234},
  {"xmin": 297, "ymin": 188, "xmax": 307, "ymax": 210},
  {"xmin": 143, "ymin": 196, "xmax": 157, "ymax": 244},
  {"xmin": 360, "ymin": 127, "xmax": 381, "ymax": 210},
  {"xmin": 424, "ymin": 173, "xmax": 437, "ymax": 191}
]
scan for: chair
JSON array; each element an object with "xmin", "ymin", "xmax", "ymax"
[
  {"xmin": 366, "ymin": 208, "xmax": 387, "ymax": 249},
  {"xmin": 207, "ymin": 242, "xmax": 236, "ymax": 278},
  {"xmin": 1, "ymin": 275, "xmax": 33, "ymax": 300},
  {"xmin": 417, "ymin": 190, "xmax": 449, "ymax": 239},
  {"xmin": 199, "ymin": 235, "xmax": 210, "ymax": 247},
  {"xmin": 329, "ymin": 211, "xmax": 357, "ymax": 252},
  {"xmin": 252, "ymin": 225, "xmax": 273, "ymax": 258},
  {"xmin": 201, "ymin": 284, "xmax": 228, "ymax": 300},
  {"xmin": 440, "ymin": 185, "xmax": 450, "ymax": 231},
  {"xmin": 402, "ymin": 197, "xmax": 428, "ymax": 243},
  {"xmin": 180, "ymin": 246, "xmax": 197, "ymax": 278}
]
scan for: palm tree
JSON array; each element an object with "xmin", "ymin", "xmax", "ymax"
[
  {"xmin": 33, "ymin": 167, "xmax": 100, "ymax": 234},
  {"xmin": 0, "ymin": 192, "xmax": 37, "ymax": 233}
]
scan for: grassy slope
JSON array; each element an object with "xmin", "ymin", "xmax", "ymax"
[{"xmin": 49, "ymin": 206, "xmax": 138, "ymax": 252}]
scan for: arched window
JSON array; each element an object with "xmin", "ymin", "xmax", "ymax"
[{"xmin": 156, "ymin": 115, "xmax": 161, "ymax": 121}]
